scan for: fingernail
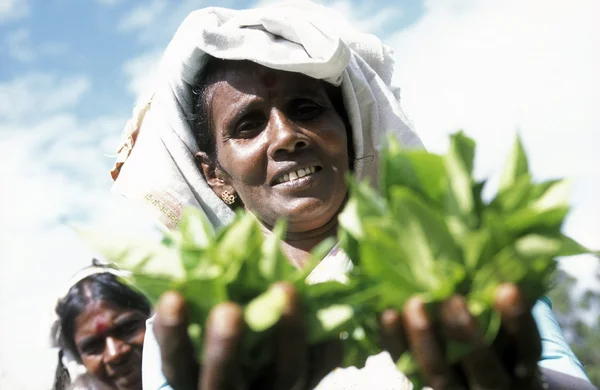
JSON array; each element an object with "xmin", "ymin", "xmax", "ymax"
[
  {"xmin": 158, "ymin": 291, "xmax": 186, "ymax": 326},
  {"xmin": 495, "ymin": 284, "xmax": 526, "ymax": 316},
  {"xmin": 210, "ymin": 303, "xmax": 243, "ymax": 337},
  {"xmin": 404, "ymin": 297, "xmax": 429, "ymax": 329}
]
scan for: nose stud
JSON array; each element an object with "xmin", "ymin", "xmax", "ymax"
[{"xmin": 221, "ymin": 190, "xmax": 236, "ymax": 205}]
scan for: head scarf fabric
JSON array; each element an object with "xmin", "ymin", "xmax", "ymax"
[{"xmin": 110, "ymin": 0, "xmax": 423, "ymax": 230}]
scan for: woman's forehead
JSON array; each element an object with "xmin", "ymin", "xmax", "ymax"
[
  {"xmin": 73, "ymin": 301, "xmax": 136, "ymax": 338},
  {"xmin": 206, "ymin": 60, "xmax": 323, "ymax": 94}
]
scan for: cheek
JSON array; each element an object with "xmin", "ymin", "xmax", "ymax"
[
  {"xmin": 130, "ymin": 329, "xmax": 146, "ymax": 348},
  {"xmin": 219, "ymin": 139, "xmax": 268, "ymax": 185},
  {"xmin": 80, "ymin": 354, "xmax": 104, "ymax": 376},
  {"xmin": 317, "ymin": 119, "xmax": 350, "ymax": 168}
]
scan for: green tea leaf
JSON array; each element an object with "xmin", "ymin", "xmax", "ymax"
[
  {"xmin": 179, "ymin": 206, "xmax": 215, "ymax": 250},
  {"xmin": 381, "ymin": 135, "xmax": 446, "ymax": 206},
  {"xmin": 244, "ymin": 287, "xmax": 287, "ymax": 332},
  {"xmin": 490, "ymin": 174, "xmax": 532, "ymax": 212},
  {"xmin": 77, "ymin": 227, "xmax": 184, "ymax": 279},
  {"xmin": 260, "ymin": 219, "xmax": 295, "ymax": 282},
  {"xmin": 498, "ymin": 135, "xmax": 529, "ymax": 193},
  {"xmin": 306, "ymin": 304, "xmax": 354, "ymax": 343},
  {"xmin": 444, "ymin": 132, "xmax": 476, "ymax": 219},
  {"xmin": 338, "ymin": 177, "xmax": 387, "ymax": 240}
]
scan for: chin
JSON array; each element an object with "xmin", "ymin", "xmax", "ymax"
[{"xmin": 282, "ymin": 199, "xmax": 343, "ymax": 233}]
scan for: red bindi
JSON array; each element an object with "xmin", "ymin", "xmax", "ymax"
[{"xmin": 93, "ymin": 317, "xmax": 111, "ymax": 334}]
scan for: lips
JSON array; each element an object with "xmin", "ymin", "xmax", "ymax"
[{"xmin": 273, "ymin": 165, "xmax": 322, "ymax": 185}]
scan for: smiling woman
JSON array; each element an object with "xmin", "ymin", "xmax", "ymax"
[{"xmin": 51, "ymin": 261, "xmax": 151, "ymax": 390}]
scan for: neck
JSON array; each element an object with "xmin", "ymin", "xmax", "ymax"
[{"xmin": 260, "ymin": 216, "xmax": 338, "ymax": 269}]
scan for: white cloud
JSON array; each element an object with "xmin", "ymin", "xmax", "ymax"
[
  {"xmin": 123, "ymin": 49, "xmax": 162, "ymax": 99},
  {"xmin": 118, "ymin": 0, "xmax": 168, "ymax": 32},
  {"xmin": 388, "ymin": 0, "xmax": 600, "ymax": 285},
  {"xmin": 5, "ymin": 28, "xmax": 35, "ymax": 62},
  {"xmin": 0, "ymin": 73, "xmax": 90, "ymax": 122},
  {"xmin": 96, "ymin": 0, "xmax": 126, "ymax": 5},
  {"xmin": 4, "ymin": 28, "xmax": 69, "ymax": 63},
  {"xmin": 328, "ymin": 0, "xmax": 402, "ymax": 35},
  {"xmin": 117, "ymin": 0, "xmax": 227, "ymax": 44},
  {"xmin": 0, "ymin": 0, "xmax": 28, "ymax": 22}
]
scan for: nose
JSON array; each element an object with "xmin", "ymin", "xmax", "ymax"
[
  {"xmin": 267, "ymin": 109, "xmax": 309, "ymax": 158},
  {"xmin": 103, "ymin": 336, "xmax": 130, "ymax": 364}
]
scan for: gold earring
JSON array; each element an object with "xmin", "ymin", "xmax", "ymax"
[{"xmin": 221, "ymin": 190, "xmax": 236, "ymax": 205}]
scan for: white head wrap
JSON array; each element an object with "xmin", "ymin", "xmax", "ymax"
[{"xmin": 110, "ymin": 0, "xmax": 423, "ymax": 230}]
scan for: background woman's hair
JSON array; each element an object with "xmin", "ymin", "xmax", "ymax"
[
  {"xmin": 52, "ymin": 350, "xmax": 71, "ymax": 390},
  {"xmin": 191, "ymin": 58, "xmax": 355, "ymax": 170},
  {"xmin": 52, "ymin": 271, "xmax": 151, "ymax": 390}
]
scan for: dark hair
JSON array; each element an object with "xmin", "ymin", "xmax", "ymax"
[
  {"xmin": 52, "ymin": 270, "xmax": 151, "ymax": 390},
  {"xmin": 191, "ymin": 58, "xmax": 355, "ymax": 169}
]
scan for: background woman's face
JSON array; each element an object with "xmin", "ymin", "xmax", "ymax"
[
  {"xmin": 206, "ymin": 61, "xmax": 350, "ymax": 233},
  {"xmin": 73, "ymin": 301, "xmax": 146, "ymax": 390}
]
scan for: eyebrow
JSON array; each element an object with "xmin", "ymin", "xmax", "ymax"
[
  {"xmin": 76, "ymin": 312, "xmax": 145, "ymax": 348},
  {"xmin": 221, "ymin": 88, "xmax": 330, "ymax": 131}
]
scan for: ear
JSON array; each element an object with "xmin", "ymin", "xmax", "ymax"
[{"xmin": 195, "ymin": 151, "xmax": 235, "ymax": 199}]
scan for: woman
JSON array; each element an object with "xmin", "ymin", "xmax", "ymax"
[
  {"xmin": 110, "ymin": 1, "xmax": 594, "ymax": 389},
  {"xmin": 52, "ymin": 261, "xmax": 151, "ymax": 390}
]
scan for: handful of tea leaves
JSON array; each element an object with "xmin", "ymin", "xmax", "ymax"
[
  {"xmin": 81, "ymin": 208, "xmax": 378, "ymax": 380},
  {"xmin": 338, "ymin": 131, "xmax": 596, "ymax": 386},
  {"xmin": 82, "ymin": 130, "xmax": 595, "ymax": 389}
]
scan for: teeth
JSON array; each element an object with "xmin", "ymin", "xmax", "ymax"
[{"xmin": 277, "ymin": 166, "xmax": 318, "ymax": 184}]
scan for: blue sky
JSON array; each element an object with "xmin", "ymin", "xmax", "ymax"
[{"xmin": 1, "ymin": 0, "xmax": 599, "ymax": 388}]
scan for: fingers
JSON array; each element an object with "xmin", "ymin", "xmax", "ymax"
[
  {"xmin": 494, "ymin": 283, "xmax": 542, "ymax": 387},
  {"xmin": 201, "ymin": 302, "xmax": 246, "ymax": 390},
  {"xmin": 402, "ymin": 297, "xmax": 463, "ymax": 390},
  {"xmin": 269, "ymin": 282, "xmax": 309, "ymax": 390},
  {"xmin": 154, "ymin": 291, "xmax": 200, "ymax": 390},
  {"xmin": 380, "ymin": 309, "xmax": 408, "ymax": 361},
  {"xmin": 440, "ymin": 296, "xmax": 509, "ymax": 390}
]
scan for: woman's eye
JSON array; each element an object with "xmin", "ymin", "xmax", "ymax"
[
  {"xmin": 293, "ymin": 102, "xmax": 321, "ymax": 120},
  {"xmin": 237, "ymin": 121, "xmax": 263, "ymax": 133},
  {"xmin": 114, "ymin": 320, "xmax": 144, "ymax": 340},
  {"xmin": 235, "ymin": 113, "xmax": 265, "ymax": 136},
  {"xmin": 81, "ymin": 340, "xmax": 104, "ymax": 355}
]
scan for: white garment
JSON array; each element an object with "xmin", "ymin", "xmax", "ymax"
[{"xmin": 110, "ymin": 0, "xmax": 423, "ymax": 231}]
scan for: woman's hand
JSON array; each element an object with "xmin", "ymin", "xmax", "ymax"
[
  {"xmin": 381, "ymin": 283, "xmax": 544, "ymax": 390},
  {"xmin": 153, "ymin": 283, "xmax": 343, "ymax": 390}
]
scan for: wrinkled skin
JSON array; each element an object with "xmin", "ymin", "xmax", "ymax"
[
  {"xmin": 73, "ymin": 301, "xmax": 146, "ymax": 390},
  {"xmin": 152, "ymin": 61, "xmax": 591, "ymax": 390}
]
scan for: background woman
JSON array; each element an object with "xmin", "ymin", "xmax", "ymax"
[{"xmin": 52, "ymin": 261, "xmax": 151, "ymax": 390}]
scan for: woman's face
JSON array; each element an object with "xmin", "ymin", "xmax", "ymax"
[
  {"xmin": 203, "ymin": 61, "xmax": 350, "ymax": 233},
  {"xmin": 73, "ymin": 300, "xmax": 146, "ymax": 390}
]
